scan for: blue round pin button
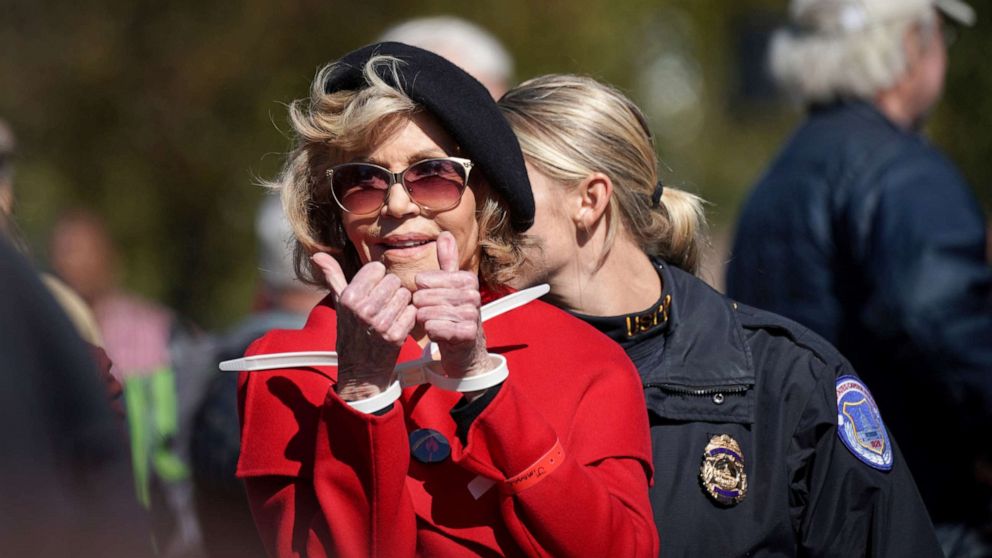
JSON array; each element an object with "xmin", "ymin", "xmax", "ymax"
[{"xmin": 409, "ymin": 428, "xmax": 451, "ymax": 464}]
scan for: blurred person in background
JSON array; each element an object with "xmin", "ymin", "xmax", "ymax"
[
  {"xmin": 0, "ymin": 119, "xmax": 121, "ymax": 414},
  {"xmin": 1, "ymin": 120, "xmax": 139, "ymax": 554},
  {"xmin": 726, "ymin": 1, "xmax": 992, "ymax": 554},
  {"xmin": 0, "ymin": 118, "xmax": 32, "ymax": 258},
  {"xmin": 0, "ymin": 234, "xmax": 152, "ymax": 557},
  {"xmin": 378, "ymin": 15, "xmax": 514, "ymax": 99},
  {"xmin": 500, "ymin": 73, "xmax": 941, "ymax": 557},
  {"xmin": 190, "ymin": 193, "xmax": 323, "ymax": 558},
  {"xmin": 49, "ymin": 209, "xmax": 204, "ymax": 557},
  {"xmin": 0, "ymin": 119, "xmax": 15, "ymax": 227}
]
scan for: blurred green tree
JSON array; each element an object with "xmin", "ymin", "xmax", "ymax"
[{"xmin": 0, "ymin": 0, "xmax": 986, "ymax": 327}]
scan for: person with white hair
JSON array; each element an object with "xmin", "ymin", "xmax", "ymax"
[
  {"xmin": 727, "ymin": 1, "xmax": 992, "ymax": 555},
  {"xmin": 378, "ymin": 16, "xmax": 514, "ymax": 98}
]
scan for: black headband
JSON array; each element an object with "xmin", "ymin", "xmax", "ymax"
[{"xmin": 322, "ymin": 42, "xmax": 535, "ymax": 232}]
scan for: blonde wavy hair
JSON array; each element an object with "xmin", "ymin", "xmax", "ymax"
[
  {"xmin": 269, "ymin": 55, "xmax": 525, "ymax": 288},
  {"xmin": 499, "ymin": 74, "xmax": 708, "ymax": 274}
]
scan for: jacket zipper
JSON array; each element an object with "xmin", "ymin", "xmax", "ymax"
[{"xmin": 645, "ymin": 383, "xmax": 751, "ymax": 396}]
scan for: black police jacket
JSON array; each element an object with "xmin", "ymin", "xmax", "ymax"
[
  {"xmin": 726, "ymin": 101, "xmax": 992, "ymax": 525},
  {"xmin": 585, "ymin": 261, "xmax": 941, "ymax": 557}
]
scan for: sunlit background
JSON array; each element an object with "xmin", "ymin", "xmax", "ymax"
[{"xmin": 2, "ymin": 0, "xmax": 989, "ymax": 329}]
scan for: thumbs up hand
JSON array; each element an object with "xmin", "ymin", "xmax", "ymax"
[
  {"xmin": 311, "ymin": 252, "xmax": 417, "ymax": 401},
  {"xmin": 413, "ymin": 232, "xmax": 491, "ymax": 382}
]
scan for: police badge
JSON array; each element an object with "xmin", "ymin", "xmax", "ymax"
[{"xmin": 699, "ymin": 434, "xmax": 748, "ymax": 506}]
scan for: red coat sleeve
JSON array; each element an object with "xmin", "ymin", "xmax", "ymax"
[
  {"xmin": 451, "ymin": 357, "xmax": 658, "ymax": 557},
  {"xmin": 238, "ymin": 326, "xmax": 422, "ymax": 558},
  {"xmin": 244, "ymin": 392, "xmax": 417, "ymax": 558}
]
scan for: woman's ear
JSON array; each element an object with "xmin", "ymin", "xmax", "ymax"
[{"xmin": 573, "ymin": 172, "xmax": 613, "ymax": 229}]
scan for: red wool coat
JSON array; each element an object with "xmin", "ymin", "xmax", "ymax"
[{"xmin": 237, "ymin": 295, "xmax": 657, "ymax": 557}]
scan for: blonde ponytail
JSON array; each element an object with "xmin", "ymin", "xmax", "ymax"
[{"xmin": 500, "ymin": 74, "xmax": 709, "ymax": 274}]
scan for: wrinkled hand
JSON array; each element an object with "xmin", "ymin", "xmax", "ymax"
[
  {"xmin": 413, "ymin": 232, "xmax": 491, "ymax": 380},
  {"xmin": 311, "ymin": 253, "xmax": 416, "ymax": 401}
]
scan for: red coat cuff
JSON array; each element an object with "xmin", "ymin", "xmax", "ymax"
[{"xmin": 450, "ymin": 378, "xmax": 558, "ymax": 483}]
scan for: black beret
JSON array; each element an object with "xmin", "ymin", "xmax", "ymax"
[{"xmin": 322, "ymin": 42, "xmax": 534, "ymax": 232}]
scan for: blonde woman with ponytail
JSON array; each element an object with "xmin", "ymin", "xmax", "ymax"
[{"xmin": 499, "ymin": 74, "xmax": 940, "ymax": 557}]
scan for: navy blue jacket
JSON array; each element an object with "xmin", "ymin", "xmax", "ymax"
[
  {"xmin": 579, "ymin": 261, "xmax": 939, "ymax": 556},
  {"xmin": 727, "ymin": 101, "xmax": 992, "ymax": 524}
]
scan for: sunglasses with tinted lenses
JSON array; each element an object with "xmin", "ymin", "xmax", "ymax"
[{"xmin": 326, "ymin": 157, "xmax": 474, "ymax": 216}]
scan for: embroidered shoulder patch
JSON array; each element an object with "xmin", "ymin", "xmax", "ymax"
[{"xmin": 836, "ymin": 375, "xmax": 893, "ymax": 470}]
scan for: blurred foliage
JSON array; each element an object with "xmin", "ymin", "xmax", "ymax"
[
  {"xmin": 1, "ymin": 0, "xmax": 988, "ymax": 327},
  {"xmin": 932, "ymin": 5, "xmax": 992, "ymax": 213}
]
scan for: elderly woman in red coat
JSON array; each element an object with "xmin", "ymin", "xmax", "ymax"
[{"xmin": 233, "ymin": 43, "xmax": 657, "ymax": 558}]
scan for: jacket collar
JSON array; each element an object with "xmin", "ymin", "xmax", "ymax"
[
  {"xmin": 810, "ymin": 99, "xmax": 908, "ymax": 135},
  {"xmin": 646, "ymin": 261, "xmax": 755, "ymax": 388}
]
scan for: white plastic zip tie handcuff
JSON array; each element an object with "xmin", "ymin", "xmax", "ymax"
[
  {"xmin": 346, "ymin": 380, "xmax": 404, "ymax": 414},
  {"xmin": 220, "ymin": 284, "xmax": 548, "ymax": 412}
]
